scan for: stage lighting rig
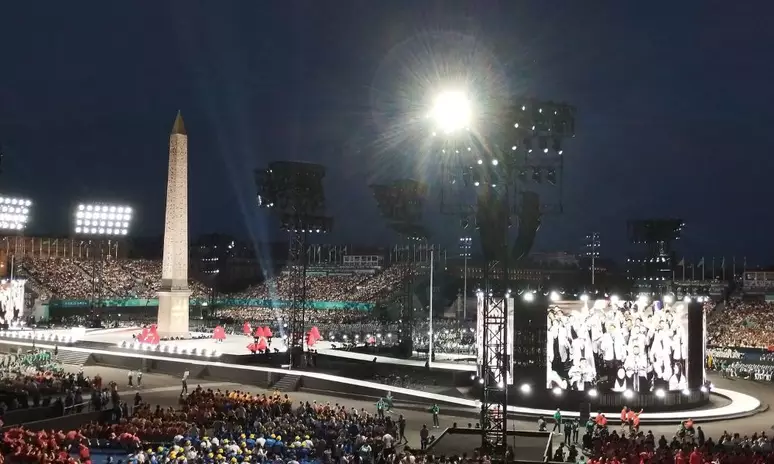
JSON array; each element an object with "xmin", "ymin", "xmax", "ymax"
[
  {"xmin": 0, "ymin": 196, "xmax": 32, "ymax": 232},
  {"xmin": 255, "ymin": 161, "xmax": 332, "ymax": 366},
  {"xmin": 431, "ymin": 93, "xmax": 575, "ymax": 456},
  {"xmin": 370, "ymin": 179, "xmax": 428, "ymax": 357}
]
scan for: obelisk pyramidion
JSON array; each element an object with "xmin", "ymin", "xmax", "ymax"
[{"xmin": 157, "ymin": 111, "xmax": 190, "ymax": 337}]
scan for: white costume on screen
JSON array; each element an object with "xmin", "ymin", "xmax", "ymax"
[
  {"xmin": 599, "ymin": 330, "xmax": 615, "ymax": 362},
  {"xmin": 669, "ymin": 371, "xmax": 687, "ymax": 391},
  {"xmin": 612, "ymin": 368, "xmax": 627, "ymax": 392},
  {"xmin": 613, "ymin": 329, "xmax": 627, "ymax": 361},
  {"xmin": 547, "ymin": 367, "xmax": 567, "ymax": 389},
  {"xmin": 557, "ymin": 322, "xmax": 571, "ymax": 362}
]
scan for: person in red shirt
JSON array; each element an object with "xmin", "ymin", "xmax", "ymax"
[
  {"xmin": 78, "ymin": 442, "xmax": 90, "ymax": 460},
  {"xmin": 675, "ymin": 449, "xmax": 686, "ymax": 464}
]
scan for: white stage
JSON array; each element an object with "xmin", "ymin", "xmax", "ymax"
[{"xmin": 0, "ymin": 327, "xmax": 761, "ymax": 423}]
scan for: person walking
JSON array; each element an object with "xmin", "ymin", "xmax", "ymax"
[
  {"xmin": 563, "ymin": 419, "xmax": 572, "ymax": 444},
  {"xmin": 398, "ymin": 415, "xmax": 407, "ymax": 444},
  {"xmin": 376, "ymin": 398, "xmax": 385, "ymax": 419},
  {"xmin": 430, "ymin": 403, "xmax": 440, "ymax": 428},
  {"xmin": 136, "ymin": 370, "xmax": 143, "ymax": 388},
  {"xmin": 552, "ymin": 408, "xmax": 562, "ymax": 432},
  {"xmin": 127, "ymin": 370, "xmax": 133, "ymax": 387},
  {"xmin": 181, "ymin": 370, "xmax": 189, "ymax": 395}
]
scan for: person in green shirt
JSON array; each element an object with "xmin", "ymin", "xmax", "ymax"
[
  {"xmin": 552, "ymin": 408, "xmax": 562, "ymax": 432},
  {"xmin": 431, "ymin": 403, "xmax": 440, "ymax": 428},
  {"xmin": 376, "ymin": 398, "xmax": 385, "ymax": 419}
]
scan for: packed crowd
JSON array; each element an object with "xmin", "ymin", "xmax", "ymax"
[
  {"xmin": 49, "ymin": 385, "xmax": 446, "ymax": 464},
  {"xmin": 707, "ymin": 300, "xmax": 774, "ymax": 349},
  {"xmin": 546, "ymin": 409, "xmax": 774, "ymax": 463},
  {"xmin": 233, "ymin": 265, "xmax": 408, "ymax": 303},
  {"xmin": 18, "ymin": 258, "xmax": 211, "ymax": 300}
]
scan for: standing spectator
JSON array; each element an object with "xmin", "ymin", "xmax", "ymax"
[
  {"xmin": 398, "ymin": 414, "xmax": 407, "ymax": 444},
  {"xmin": 430, "ymin": 403, "xmax": 440, "ymax": 428},
  {"xmin": 127, "ymin": 370, "xmax": 133, "ymax": 387},
  {"xmin": 553, "ymin": 408, "xmax": 562, "ymax": 432},
  {"xmin": 420, "ymin": 424, "xmax": 429, "ymax": 450},
  {"xmin": 181, "ymin": 371, "xmax": 189, "ymax": 394},
  {"xmin": 136, "ymin": 370, "xmax": 142, "ymax": 388}
]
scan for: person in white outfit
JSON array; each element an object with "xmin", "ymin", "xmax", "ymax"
[{"xmin": 669, "ymin": 363, "xmax": 688, "ymax": 391}]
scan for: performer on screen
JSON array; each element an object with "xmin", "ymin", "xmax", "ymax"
[
  {"xmin": 612, "ymin": 368, "xmax": 627, "ymax": 392},
  {"xmin": 669, "ymin": 362, "xmax": 688, "ymax": 390}
]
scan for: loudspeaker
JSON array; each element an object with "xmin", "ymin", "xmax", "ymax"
[
  {"xmin": 579, "ymin": 402, "xmax": 591, "ymax": 423},
  {"xmin": 512, "ymin": 191, "xmax": 542, "ymax": 260},
  {"xmin": 687, "ymin": 302, "xmax": 705, "ymax": 388}
]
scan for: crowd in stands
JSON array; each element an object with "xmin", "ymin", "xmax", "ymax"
[
  {"xmin": 233, "ymin": 265, "xmax": 408, "ymax": 303},
  {"xmin": 18, "ymin": 258, "xmax": 210, "ymax": 300},
  {"xmin": 707, "ymin": 300, "xmax": 774, "ymax": 349},
  {"xmin": 32, "ymin": 385, "xmax": 442, "ymax": 464}
]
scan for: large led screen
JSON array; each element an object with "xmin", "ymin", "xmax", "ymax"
[{"xmin": 546, "ymin": 299, "xmax": 689, "ymax": 392}]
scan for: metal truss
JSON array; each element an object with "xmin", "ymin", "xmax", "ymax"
[
  {"xmin": 393, "ymin": 244, "xmax": 415, "ymax": 357},
  {"xmin": 286, "ymin": 229, "xmax": 307, "ymax": 365},
  {"xmin": 480, "ymin": 261, "xmax": 509, "ymax": 457}
]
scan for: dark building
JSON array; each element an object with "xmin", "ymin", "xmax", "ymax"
[{"xmin": 190, "ymin": 234, "xmax": 262, "ymax": 292}]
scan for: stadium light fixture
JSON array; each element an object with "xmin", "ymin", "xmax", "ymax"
[
  {"xmin": 523, "ymin": 291, "xmax": 535, "ymax": 303},
  {"xmin": 549, "ymin": 291, "xmax": 560, "ymax": 302},
  {"xmin": 74, "ymin": 203, "xmax": 133, "ymax": 236},
  {"xmin": 580, "ymin": 293, "xmax": 590, "ymax": 302},
  {"xmin": 0, "ymin": 196, "xmax": 33, "ymax": 231},
  {"xmin": 429, "ymin": 90, "xmax": 472, "ymax": 134},
  {"xmin": 519, "ymin": 383, "xmax": 531, "ymax": 394},
  {"xmin": 587, "ymin": 388, "xmax": 598, "ymax": 398},
  {"xmin": 663, "ymin": 294, "xmax": 674, "ymax": 305}
]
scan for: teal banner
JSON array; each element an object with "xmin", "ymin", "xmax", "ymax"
[{"xmin": 48, "ymin": 297, "xmax": 373, "ymax": 311}]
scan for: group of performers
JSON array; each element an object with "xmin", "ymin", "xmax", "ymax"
[{"xmin": 547, "ymin": 299, "xmax": 690, "ymax": 392}]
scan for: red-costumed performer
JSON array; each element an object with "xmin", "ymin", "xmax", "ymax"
[
  {"xmin": 256, "ymin": 338, "xmax": 268, "ymax": 352},
  {"xmin": 310, "ymin": 326, "xmax": 321, "ymax": 343},
  {"xmin": 247, "ymin": 342, "xmax": 259, "ymax": 354},
  {"xmin": 243, "ymin": 321, "xmax": 252, "ymax": 336},
  {"xmin": 213, "ymin": 325, "xmax": 226, "ymax": 343},
  {"xmin": 146, "ymin": 325, "xmax": 160, "ymax": 345},
  {"xmin": 306, "ymin": 331, "xmax": 316, "ymax": 348},
  {"xmin": 137, "ymin": 327, "xmax": 149, "ymax": 343},
  {"xmin": 254, "ymin": 326, "xmax": 265, "ymax": 339},
  {"xmin": 264, "ymin": 326, "xmax": 273, "ymax": 346}
]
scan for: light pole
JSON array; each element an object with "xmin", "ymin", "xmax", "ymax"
[
  {"xmin": 459, "ymin": 236, "xmax": 472, "ymax": 320},
  {"xmin": 585, "ymin": 232, "xmax": 600, "ymax": 285}
]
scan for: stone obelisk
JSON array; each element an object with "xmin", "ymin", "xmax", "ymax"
[{"xmin": 157, "ymin": 111, "xmax": 190, "ymax": 337}]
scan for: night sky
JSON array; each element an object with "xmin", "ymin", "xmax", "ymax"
[{"xmin": 0, "ymin": 1, "xmax": 772, "ymax": 263}]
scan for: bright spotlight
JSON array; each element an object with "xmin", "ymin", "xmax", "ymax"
[
  {"xmin": 497, "ymin": 380, "xmax": 504, "ymax": 389},
  {"xmin": 623, "ymin": 389, "xmax": 634, "ymax": 399},
  {"xmin": 549, "ymin": 291, "xmax": 560, "ymax": 302},
  {"xmin": 663, "ymin": 294, "xmax": 674, "ymax": 305},
  {"xmin": 637, "ymin": 295, "xmax": 649, "ymax": 306},
  {"xmin": 523, "ymin": 291, "xmax": 535, "ymax": 303},
  {"xmin": 74, "ymin": 202, "xmax": 133, "ymax": 236},
  {"xmin": 683, "ymin": 296, "xmax": 691, "ymax": 303},
  {"xmin": 430, "ymin": 90, "xmax": 472, "ymax": 134},
  {"xmin": 610, "ymin": 295, "xmax": 620, "ymax": 304},
  {"xmin": 580, "ymin": 294, "xmax": 589, "ymax": 302},
  {"xmin": 552, "ymin": 386, "xmax": 562, "ymax": 396},
  {"xmin": 0, "ymin": 196, "xmax": 33, "ymax": 231},
  {"xmin": 520, "ymin": 384, "xmax": 531, "ymax": 394},
  {"xmin": 700, "ymin": 386, "xmax": 708, "ymax": 393},
  {"xmin": 682, "ymin": 388, "xmax": 691, "ymax": 396},
  {"xmin": 655, "ymin": 388, "xmax": 666, "ymax": 398},
  {"xmin": 587, "ymin": 389, "xmax": 598, "ymax": 398}
]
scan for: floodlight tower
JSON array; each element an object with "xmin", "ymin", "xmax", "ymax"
[
  {"xmin": 0, "ymin": 196, "xmax": 32, "ymax": 234},
  {"xmin": 429, "ymin": 90, "xmax": 575, "ymax": 457},
  {"xmin": 73, "ymin": 203, "xmax": 133, "ymax": 316},
  {"xmin": 255, "ymin": 161, "xmax": 332, "ymax": 367}
]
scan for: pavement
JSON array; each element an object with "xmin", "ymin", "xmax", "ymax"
[{"xmin": 70, "ymin": 365, "xmax": 774, "ymax": 451}]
